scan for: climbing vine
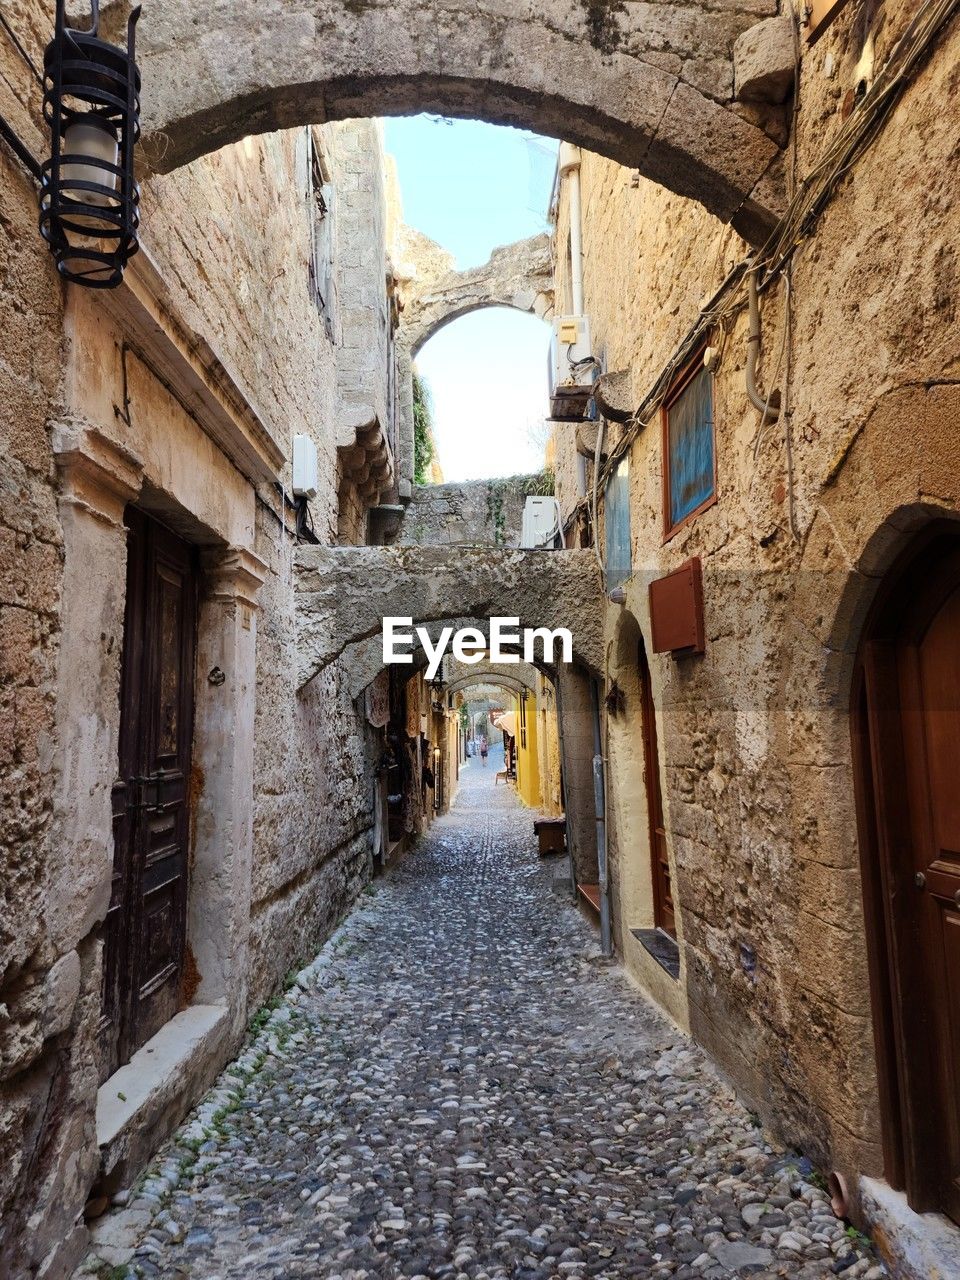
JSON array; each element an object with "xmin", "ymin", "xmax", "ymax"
[
  {"xmin": 413, "ymin": 369, "xmax": 435, "ymax": 485},
  {"xmin": 484, "ymin": 470, "xmax": 556, "ymax": 546}
]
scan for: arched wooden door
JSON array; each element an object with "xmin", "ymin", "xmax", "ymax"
[{"xmin": 853, "ymin": 527, "xmax": 960, "ymax": 1225}]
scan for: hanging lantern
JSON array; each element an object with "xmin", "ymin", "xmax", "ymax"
[{"xmin": 40, "ymin": 0, "xmax": 142, "ymax": 288}]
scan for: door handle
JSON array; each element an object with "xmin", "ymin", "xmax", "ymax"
[
  {"xmin": 955, "ymin": 890, "xmax": 960, "ymax": 908},
  {"xmin": 914, "ymin": 872, "xmax": 926, "ymax": 889}
]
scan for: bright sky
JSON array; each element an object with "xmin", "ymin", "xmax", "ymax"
[{"xmin": 384, "ymin": 116, "xmax": 558, "ymax": 482}]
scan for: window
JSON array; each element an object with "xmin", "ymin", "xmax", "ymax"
[
  {"xmin": 662, "ymin": 353, "xmax": 715, "ymax": 539},
  {"xmin": 307, "ymin": 132, "xmax": 335, "ymax": 336},
  {"xmin": 604, "ymin": 456, "xmax": 631, "ymax": 592}
]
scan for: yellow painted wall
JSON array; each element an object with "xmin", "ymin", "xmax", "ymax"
[{"xmin": 514, "ymin": 693, "xmax": 541, "ymax": 809}]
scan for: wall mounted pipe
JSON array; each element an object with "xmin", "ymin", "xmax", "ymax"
[
  {"xmin": 590, "ymin": 678, "xmax": 613, "ymax": 958},
  {"xmin": 746, "ymin": 259, "xmax": 781, "ymax": 423},
  {"xmin": 559, "ymin": 142, "xmax": 585, "ymax": 316}
]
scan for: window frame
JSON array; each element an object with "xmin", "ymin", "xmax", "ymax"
[{"xmin": 660, "ymin": 345, "xmax": 717, "ymax": 543}]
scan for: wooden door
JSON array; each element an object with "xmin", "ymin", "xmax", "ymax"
[
  {"xmin": 639, "ymin": 641, "xmax": 674, "ymax": 936},
  {"xmin": 855, "ymin": 532, "xmax": 960, "ymax": 1224},
  {"xmin": 98, "ymin": 508, "xmax": 198, "ymax": 1082}
]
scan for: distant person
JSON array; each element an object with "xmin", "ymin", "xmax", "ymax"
[{"xmin": 480, "ymin": 737, "xmax": 488, "ymax": 766}]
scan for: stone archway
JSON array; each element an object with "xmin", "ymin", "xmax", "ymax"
[
  {"xmin": 137, "ymin": 1, "xmax": 784, "ymax": 243},
  {"xmin": 446, "ymin": 658, "xmax": 541, "ymax": 698},
  {"xmin": 400, "ymin": 235, "xmax": 554, "ymax": 359},
  {"xmin": 294, "ymin": 543, "xmax": 604, "ymax": 693}
]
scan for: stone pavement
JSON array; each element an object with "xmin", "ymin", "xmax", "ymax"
[{"xmin": 80, "ymin": 761, "xmax": 885, "ymax": 1280}]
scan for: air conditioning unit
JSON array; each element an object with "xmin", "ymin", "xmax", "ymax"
[
  {"xmin": 521, "ymin": 496, "xmax": 562, "ymax": 550},
  {"xmin": 292, "ymin": 433, "xmax": 318, "ymax": 499},
  {"xmin": 548, "ymin": 315, "xmax": 596, "ymax": 421}
]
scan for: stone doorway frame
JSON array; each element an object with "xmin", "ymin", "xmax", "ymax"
[{"xmin": 51, "ymin": 421, "xmax": 267, "ymax": 1193}]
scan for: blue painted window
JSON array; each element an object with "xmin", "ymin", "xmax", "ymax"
[
  {"xmin": 604, "ymin": 457, "xmax": 631, "ymax": 592},
  {"xmin": 665, "ymin": 363, "xmax": 714, "ymax": 534}
]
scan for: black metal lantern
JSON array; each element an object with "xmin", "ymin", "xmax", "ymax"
[{"xmin": 40, "ymin": 0, "xmax": 141, "ymax": 288}]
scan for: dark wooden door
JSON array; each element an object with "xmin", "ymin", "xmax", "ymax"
[
  {"xmin": 856, "ymin": 534, "xmax": 960, "ymax": 1225},
  {"xmin": 639, "ymin": 641, "xmax": 674, "ymax": 936},
  {"xmin": 98, "ymin": 508, "xmax": 198, "ymax": 1082}
]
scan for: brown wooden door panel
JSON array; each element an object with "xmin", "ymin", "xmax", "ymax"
[
  {"xmin": 938, "ymin": 907, "xmax": 960, "ymax": 1222},
  {"xmin": 856, "ymin": 537, "xmax": 960, "ymax": 1226},
  {"xmin": 903, "ymin": 580, "xmax": 960, "ymax": 1219},
  {"xmin": 98, "ymin": 508, "xmax": 197, "ymax": 1082}
]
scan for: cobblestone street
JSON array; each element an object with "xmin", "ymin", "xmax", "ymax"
[{"xmin": 83, "ymin": 760, "xmax": 883, "ymax": 1280}]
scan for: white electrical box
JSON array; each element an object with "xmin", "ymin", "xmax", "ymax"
[
  {"xmin": 292, "ymin": 433, "xmax": 318, "ymax": 499},
  {"xmin": 548, "ymin": 314, "xmax": 596, "ymax": 421},
  {"xmin": 521, "ymin": 496, "xmax": 562, "ymax": 550}
]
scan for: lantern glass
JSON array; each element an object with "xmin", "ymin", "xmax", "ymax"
[{"xmin": 62, "ymin": 116, "xmax": 119, "ymax": 205}]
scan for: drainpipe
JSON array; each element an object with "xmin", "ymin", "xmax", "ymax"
[
  {"xmin": 590, "ymin": 680, "xmax": 613, "ymax": 958},
  {"xmin": 553, "ymin": 679, "xmax": 579, "ymax": 905},
  {"xmin": 560, "ymin": 142, "xmax": 586, "ymax": 499},
  {"xmin": 593, "ymin": 753, "xmax": 612, "ymax": 957},
  {"xmin": 559, "ymin": 143, "xmax": 585, "ymax": 316}
]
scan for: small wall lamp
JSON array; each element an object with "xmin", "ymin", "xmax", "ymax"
[{"xmin": 40, "ymin": 0, "xmax": 142, "ymax": 287}]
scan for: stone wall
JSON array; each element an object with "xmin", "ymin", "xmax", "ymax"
[
  {"xmin": 396, "ymin": 477, "xmax": 552, "ymax": 549},
  {"xmin": 551, "ymin": 0, "xmax": 960, "ymax": 1218},
  {"xmin": 0, "ymin": 44, "xmax": 392, "ymax": 1267},
  {"xmin": 1, "ymin": 2, "xmax": 87, "ymax": 1272}
]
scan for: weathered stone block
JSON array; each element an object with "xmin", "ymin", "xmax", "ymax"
[
  {"xmin": 41, "ymin": 950, "xmax": 82, "ymax": 1040},
  {"xmin": 735, "ymin": 16, "xmax": 797, "ymax": 105}
]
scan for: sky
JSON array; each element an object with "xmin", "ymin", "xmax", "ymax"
[{"xmin": 384, "ymin": 116, "xmax": 558, "ymax": 482}]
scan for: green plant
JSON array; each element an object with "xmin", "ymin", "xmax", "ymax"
[
  {"xmin": 412, "ymin": 370, "xmax": 435, "ymax": 484},
  {"xmin": 484, "ymin": 471, "xmax": 556, "ymax": 545},
  {"xmin": 247, "ymin": 993, "xmax": 282, "ymax": 1035}
]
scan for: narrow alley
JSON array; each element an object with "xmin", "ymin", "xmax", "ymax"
[
  {"xmin": 83, "ymin": 757, "xmax": 880, "ymax": 1280},
  {"xmin": 4, "ymin": 5, "xmax": 960, "ymax": 1275}
]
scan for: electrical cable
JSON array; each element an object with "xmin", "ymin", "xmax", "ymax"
[{"xmin": 0, "ymin": 13, "xmax": 43, "ymax": 88}]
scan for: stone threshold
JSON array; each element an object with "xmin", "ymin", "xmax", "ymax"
[
  {"xmin": 96, "ymin": 1004, "xmax": 234, "ymax": 1196},
  {"xmin": 860, "ymin": 1175, "xmax": 960, "ymax": 1280},
  {"xmin": 631, "ymin": 927, "xmax": 681, "ymax": 980}
]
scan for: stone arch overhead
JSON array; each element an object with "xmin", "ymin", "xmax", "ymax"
[
  {"xmin": 294, "ymin": 543, "xmax": 604, "ymax": 693},
  {"xmin": 451, "ymin": 674, "xmax": 530, "ymax": 699},
  {"xmin": 138, "ymin": 2, "xmax": 785, "ymax": 243},
  {"xmin": 445, "ymin": 658, "xmax": 542, "ymax": 698},
  {"xmin": 401, "ymin": 235, "xmax": 555, "ymax": 359}
]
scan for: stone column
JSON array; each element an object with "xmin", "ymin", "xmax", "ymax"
[
  {"xmin": 49, "ymin": 421, "xmax": 144, "ymax": 956},
  {"xmin": 190, "ymin": 545, "xmax": 267, "ymax": 1033},
  {"xmin": 39, "ymin": 421, "xmax": 145, "ymax": 1275}
]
